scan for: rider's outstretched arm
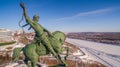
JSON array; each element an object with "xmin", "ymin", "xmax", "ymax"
[{"xmin": 20, "ymin": 2, "xmax": 33, "ymax": 25}]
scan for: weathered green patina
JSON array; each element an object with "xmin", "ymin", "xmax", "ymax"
[{"xmin": 12, "ymin": 2, "xmax": 68, "ymax": 67}]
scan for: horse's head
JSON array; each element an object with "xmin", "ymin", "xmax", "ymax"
[{"xmin": 52, "ymin": 31, "xmax": 66, "ymax": 44}]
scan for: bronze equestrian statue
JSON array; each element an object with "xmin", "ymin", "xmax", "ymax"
[{"xmin": 12, "ymin": 2, "xmax": 68, "ymax": 67}]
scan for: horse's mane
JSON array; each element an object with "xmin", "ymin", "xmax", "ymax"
[{"xmin": 52, "ymin": 31, "xmax": 66, "ymax": 41}]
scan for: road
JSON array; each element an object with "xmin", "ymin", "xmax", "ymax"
[{"xmin": 66, "ymin": 38, "xmax": 120, "ymax": 67}]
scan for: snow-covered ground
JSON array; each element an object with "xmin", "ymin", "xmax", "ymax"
[
  {"xmin": 0, "ymin": 43, "xmax": 24, "ymax": 51},
  {"xmin": 1, "ymin": 38, "xmax": 120, "ymax": 67},
  {"xmin": 66, "ymin": 38, "xmax": 120, "ymax": 67}
]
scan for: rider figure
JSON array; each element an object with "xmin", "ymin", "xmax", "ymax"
[{"xmin": 20, "ymin": 2, "xmax": 67, "ymax": 66}]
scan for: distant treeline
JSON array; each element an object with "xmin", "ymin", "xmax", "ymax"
[{"xmin": 67, "ymin": 32, "xmax": 120, "ymax": 45}]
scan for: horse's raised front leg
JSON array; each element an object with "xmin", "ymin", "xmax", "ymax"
[
  {"xmin": 64, "ymin": 47, "xmax": 69, "ymax": 61},
  {"xmin": 56, "ymin": 54, "xmax": 68, "ymax": 67}
]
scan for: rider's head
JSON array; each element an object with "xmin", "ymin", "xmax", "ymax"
[{"xmin": 33, "ymin": 14, "xmax": 39, "ymax": 23}]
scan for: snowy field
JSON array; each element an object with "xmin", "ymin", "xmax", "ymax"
[{"xmin": 66, "ymin": 38, "xmax": 120, "ymax": 67}]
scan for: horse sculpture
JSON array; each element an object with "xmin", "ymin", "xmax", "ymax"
[
  {"xmin": 12, "ymin": 2, "xmax": 68, "ymax": 67},
  {"xmin": 13, "ymin": 31, "xmax": 67, "ymax": 67}
]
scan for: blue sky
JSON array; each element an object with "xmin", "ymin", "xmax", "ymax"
[{"xmin": 0, "ymin": 0, "xmax": 120, "ymax": 32}]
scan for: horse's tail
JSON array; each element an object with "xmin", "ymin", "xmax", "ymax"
[{"xmin": 12, "ymin": 47, "xmax": 23, "ymax": 62}]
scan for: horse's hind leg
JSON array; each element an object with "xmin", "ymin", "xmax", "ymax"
[
  {"xmin": 24, "ymin": 58, "xmax": 31, "ymax": 67},
  {"xmin": 31, "ymin": 57, "xmax": 38, "ymax": 67},
  {"xmin": 31, "ymin": 61, "xmax": 37, "ymax": 67}
]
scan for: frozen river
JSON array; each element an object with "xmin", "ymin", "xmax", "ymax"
[
  {"xmin": 66, "ymin": 38, "xmax": 120, "ymax": 67},
  {"xmin": 66, "ymin": 38, "xmax": 120, "ymax": 56}
]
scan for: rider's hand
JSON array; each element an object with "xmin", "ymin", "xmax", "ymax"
[
  {"xmin": 48, "ymin": 33, "xmax": 54, "ymax": 37},
  {"xmin": 20, "ymin": 2, "xmax": 25, "ymax": 8}
]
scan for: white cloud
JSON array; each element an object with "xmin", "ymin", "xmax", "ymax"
[
  {"xmin": 55, "ymin": 7, "xmax": 119, "ymax": 21},
  {"xmin": 75, "ymin": 8, "xmax": 113, "ymax": 16}
]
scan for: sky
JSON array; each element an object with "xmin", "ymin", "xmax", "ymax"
[{"xmin": 0, "ymin": 0, "xmax": 120, "ymax": 32}]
